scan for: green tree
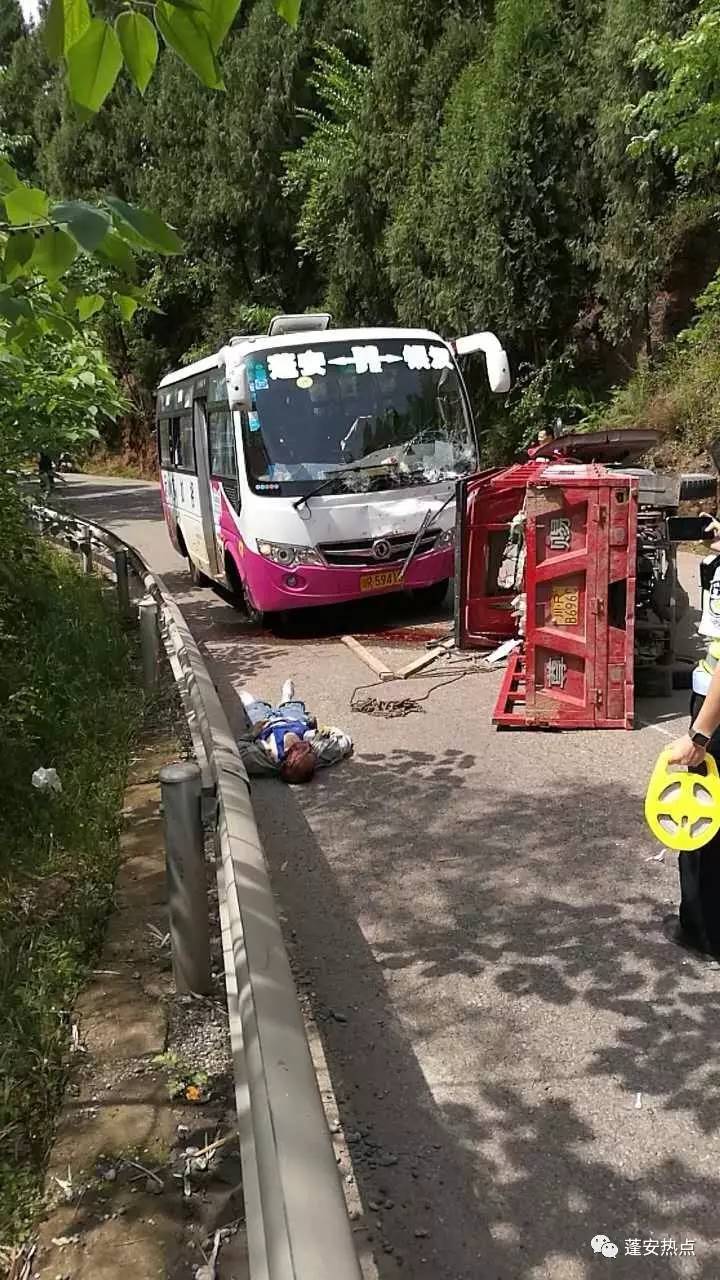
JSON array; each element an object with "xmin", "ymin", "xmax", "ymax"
[
  {"xmin": 381, "ymin": 0, "xmax": 603, "ymax": 388},
  {"xmin": 591, "ymin": 1, "xmax": 695, "ymax": 349},
  {"xmin": 0, "ymin": 0, "xmax": 24, "ymax": 66},
  {"xmin": 7, "ymin": 0, "xmax": 715, "ymax": 470},
  {"xmin": 0, "ymin": 330, "xmax": 123, "ymax": 466},
  {"xmin": 282, "ymin": 36, "xmax": 388, "ymax": 321},
  {"xmin": 629, "ymin": 0, "xmax": 720, "ymax": 175}
]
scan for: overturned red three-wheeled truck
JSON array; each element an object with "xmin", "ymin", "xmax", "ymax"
[{"xmin": 454, "ymin": 430, "xmax": 718, "ymax": 730}]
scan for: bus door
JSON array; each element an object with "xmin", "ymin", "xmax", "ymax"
[{"xmin": 192, "ymin": 393, "xmax": 220, "ymax": 577}]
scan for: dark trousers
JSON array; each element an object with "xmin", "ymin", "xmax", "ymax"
[{"xmin": 678, "ymin": 694, "xmax": 720, "ymax": 953}]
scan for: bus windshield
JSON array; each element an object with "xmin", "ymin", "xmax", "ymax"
[{"xmin": 240, "ymin": 337, "xmax": 476, "ymax": 496}]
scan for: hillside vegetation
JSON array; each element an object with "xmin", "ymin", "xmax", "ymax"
[
  {"xmin": 0, "ymin": 480, "xmax": 140, "ymax": 1245},
  {"xmin": 2, "ymin": 0, "xmax": 720, "ymax": 463}
]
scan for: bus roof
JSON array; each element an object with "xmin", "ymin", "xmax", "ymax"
[{"xmin": 156, "ymin": 327, "xmax": 448, "ymax": 390}]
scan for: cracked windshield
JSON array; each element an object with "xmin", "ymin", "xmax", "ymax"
[{"xmin": 241, "ymin": 338, "xmax": 476, "ymax": 495}]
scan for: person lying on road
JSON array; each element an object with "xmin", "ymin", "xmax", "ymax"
[{"xmin": 239, "ymin": 680, "xmax": 352, "ymax": 783}]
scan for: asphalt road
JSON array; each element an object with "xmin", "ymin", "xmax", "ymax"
[{"xmin": 62, "ymin": 474, "xmax": 720, "ymax": 1280}]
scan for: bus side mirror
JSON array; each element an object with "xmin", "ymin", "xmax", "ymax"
[
  {"xmin": 452, "ymin": 332, "xmax": 511, "ymax": 394},
  {"xmin": 227, "ymin": 364, "xmax": 252, "ymax": 411}
]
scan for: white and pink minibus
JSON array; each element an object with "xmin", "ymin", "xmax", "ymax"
[{"xmin": 156, "ymin": 316, "xmax": 510, "ymax": 623}]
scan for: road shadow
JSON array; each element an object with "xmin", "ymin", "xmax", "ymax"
[
  {"xmin": 164, "ymin": 578, "xmax": 292, "ymax": 685},
  {"xmin": 248, "ymin": 746, "xmax": 720, "ymax": 1278},
  {"xmin": 61, "ymin": 478, "xmax": 164, "ymax": 526},
  {"xmin": 636, "ymin": 688, "xmax": 690, "ymax": 730},
  {"xmin": 266, "ymin": 585, "xmax": 453, "ymax": 642}
]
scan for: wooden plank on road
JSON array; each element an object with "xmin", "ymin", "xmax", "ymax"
[{"xmin": 340, "ymin": 635, "xmax": 396, "ymax": 681}]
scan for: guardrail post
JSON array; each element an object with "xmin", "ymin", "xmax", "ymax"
[
  {"xmin": 114, "ymin": 547, "xmax": 130, "ymax": 619},
  {"xmin": 139, "ymin": 594, "xmax": 159, "ymax": 692},
  {"xmin": 160, "ymin": 761, "xmax": 212, "ymax": 995},
  {"xmin": 80, "ymin": 540, "xmax": 93, "ymax": 575}
]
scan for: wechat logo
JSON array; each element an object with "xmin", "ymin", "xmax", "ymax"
[{"xmin": 591, "ymin": 1234, "xmax": 619, "ymax": 1259}]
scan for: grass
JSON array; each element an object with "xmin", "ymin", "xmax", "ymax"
[
  {"xmin": 592, "ymin": 318, "xmax": 720, "ymax": 470},
  {"xmin": 82, "ymin": 447, "xmax": 157, "ymax": 481},
  {"xmin": 0, "ymin": 505, "xmax": 141, "ymax": 1248}
]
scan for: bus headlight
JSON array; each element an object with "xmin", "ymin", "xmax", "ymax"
[
  {"xmin": 435, "ymin": 527, "xmax": 455, "ymax": 550},
  {"xmin": 256, "ymin": 540, "xmax": 323, "ymax": 567}
]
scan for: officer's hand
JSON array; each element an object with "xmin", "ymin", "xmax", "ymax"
[{"xmin": 666, "ymin": 734, "xmax": 706, "ymax": 767}]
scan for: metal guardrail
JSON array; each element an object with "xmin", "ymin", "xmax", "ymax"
[{"xmin": 30, "ymin": 503, "xmax": 363, "ymax": 1280}]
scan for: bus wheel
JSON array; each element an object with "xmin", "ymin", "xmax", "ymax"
[
  {"xmin": 411, "ymin": 579, "xmax": 449, "ymax": 610},
  {"xmin": 187, "ymin": 555, "xmax": 209, "ymax": 588},
  {"xmin": 242, "ymin": 593, "xmax": 265, "ymax": 626},
  {"xmin": 225, "ymin": 555, "xmax": 264, "ymax": 625}
]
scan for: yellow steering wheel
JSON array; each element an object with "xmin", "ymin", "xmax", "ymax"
[{"xmin": 645, "ymin": 749, "xmax": 720, "ymax": 852}]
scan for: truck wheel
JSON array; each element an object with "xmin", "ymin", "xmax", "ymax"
[{"xmin": 679, "ymin": 473, "xmax": 717, "ymax": 501}]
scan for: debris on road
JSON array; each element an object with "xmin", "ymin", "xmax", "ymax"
[
  {"xmin": 352, "ymin": 692, "xmax": 425, "ymax": 717},
  {"xmin": 483, "ymin": 637, "xmax": 522, "ymax": 667},
  {"xmin": 343, "ymin": 625, "xmax": 524, "ymax": 718},
  {"xmin": 395, "ymin": 638, "xmax": 455, "ymax": 679},
  {"xmin": 341, "ymin": 634, "xmax": 395, "ymax": 680}
]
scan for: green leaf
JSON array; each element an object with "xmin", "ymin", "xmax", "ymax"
[
  {"xmin": 0, "ymin": 293, "xmax": 33, "ymax": 321},
  {"xmin": 4, "ymin": 232, "xmax": 34, "ymax": 282},
  {"xmin": 0, "ymin": 159, "xmax": 19, "ymax": 195},
  {"xmin": 155, "ymin": 1, "xmax": 224, "ymax": 90},
  {"xmin": 161, "ymin": 0, "xmax": 209, "ymax": 11},
  {"xmin": 113, "ymin": 292, "xmax": 139, "ymax": 321},
  {"xmin": 37, "ymin": 309, "xmax": 77, "ymax": 339},
  {"xmin": 274, "ymin": 0, "xmax": 301, "ymax": 27},
  {"xmin": 45, "ymin": 0, "xmax": 91, "ymax": 59},
  {"xmin": 105, "ymin": 196, "xmax": 183, "ymax": 254},
  {"xmin": 50, "ymin": 200, "xmax": 112, "ymax": 251},
  {"xmin": 45, "ymin": 0, "xmax": 64, "ymax": 57},
  {"xmin": 76, "ymin": 293, "xmax": 105, "ymax": 321},
  {"xmin": 5, "ymin": 316, "xmax": 41, "ymax": 348},
  {"xmin": 66, "ymin": 18, "xmax": 123, "ymax": 114},
  {"xmin": 116, "ymin": 12, "xmax": 158, "ymax": 95},
  {"xmin": 30, "ymin": 227, "xmax": 79, "ymax": 281},
  {"xmin": 3, "ymin": 185, "xmax": 49, "ymax": 226},
  {"xmin": 204, "ymin": 0, "xmax": 241, "ymax": 52},
  {"xmin": 93, "ymin": 228, "xmax": 138, "ymax": 278}
]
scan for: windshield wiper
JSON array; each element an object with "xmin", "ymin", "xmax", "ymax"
[
  {"xmin": 399, "ymin": 489, "xmax": 457, "ymax": 581},
  {"xmin": 292, "ymin": 460, "xmax": 399, "ymax": 511}
]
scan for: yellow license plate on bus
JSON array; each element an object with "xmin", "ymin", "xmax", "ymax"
[{"xmin": 360, "ymin": 570, "xmax": 403, "ymax": 592}]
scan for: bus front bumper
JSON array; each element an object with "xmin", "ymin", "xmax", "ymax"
[{"xmin": 237, "ymin": 544, "xmax": 454, "ymax": 612}]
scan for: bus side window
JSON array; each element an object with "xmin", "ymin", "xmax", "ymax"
[
  {"xmin": 158, "ymin": 419, "xmax": 172, "ymax": 468},
  {"xmin": 208, "ymin": 409, "xmax": 238, "ymax": 480},
  {"xmin": 175, "ymin": 414, "xmax": 195, "ymax": 472}
]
